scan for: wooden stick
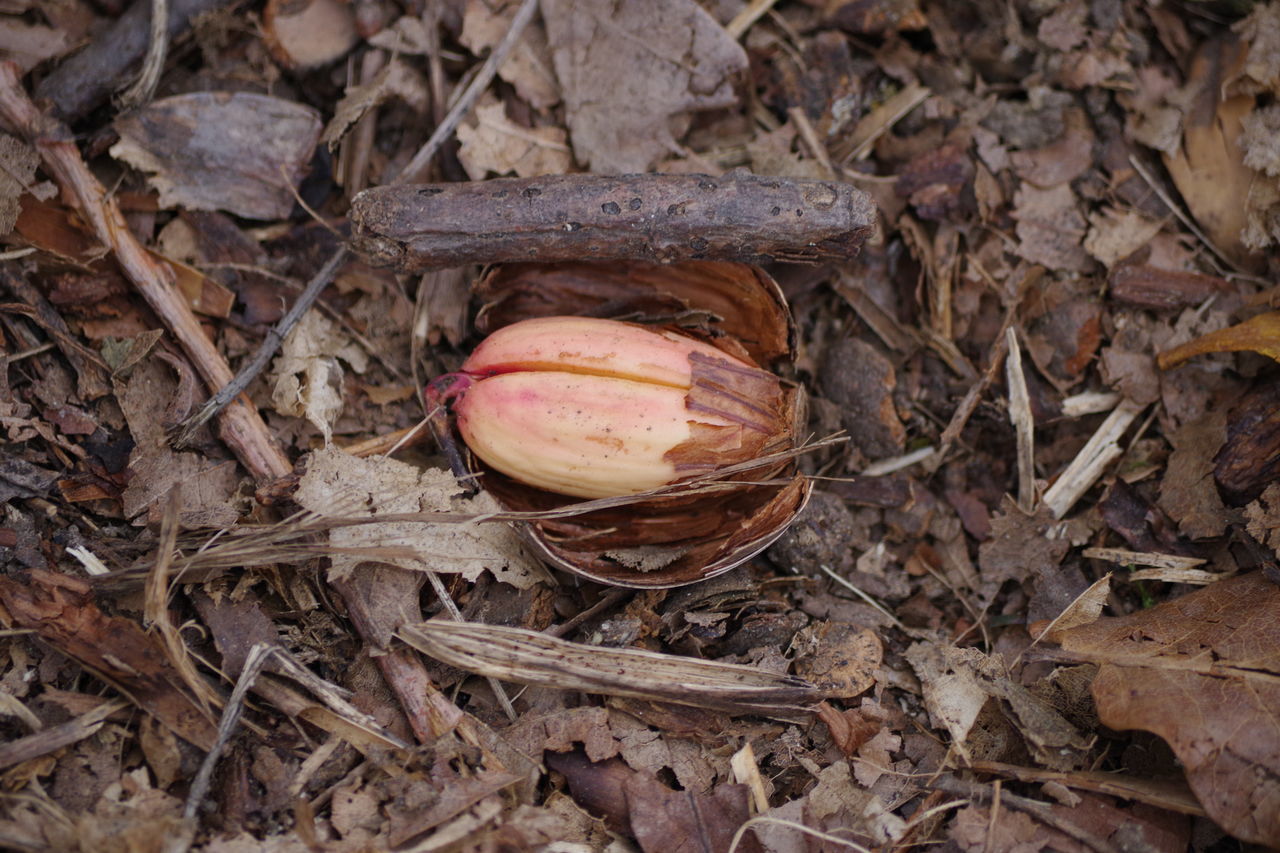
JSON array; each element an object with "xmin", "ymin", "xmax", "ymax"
[
  {"xmin": 1004, "ymin": 327, "xmax": 1036, "ymax": 512},
  {"xmin": 351, "ymin": 172, "xmax": 877, "ymax": 271},
  {"xmin": 34, "ymin": 0, "xmax": 236, "ymax": 122},
  {"xmin": 0, "ymin": 62, "xmax": 291, "ymax": 482}
]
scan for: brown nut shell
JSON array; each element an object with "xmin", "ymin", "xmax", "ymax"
[{"xmin": 459, "ymin": 259, "xmax": 810, "ymax": 588}]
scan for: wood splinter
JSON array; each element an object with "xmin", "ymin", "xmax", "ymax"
[{"xmin": 351, "ymin": 172, "xmax": 877, "ymax": 271}]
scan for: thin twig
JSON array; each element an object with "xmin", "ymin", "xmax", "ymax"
[
  {"xmin": 1127, "ymin": 154, "xmax": 1238, "ymax": 273},
  {"xmin": 420, "ymin": 570, "xmax": 518, "ymax": 722},
  {"xmin": 183, "ymin": 643, "xmax": 275, "ymax": 821},
  {"xmin": 116, "ymin": 0, "xmax": 170, "ymax": 110},
  {"xmin": 170, "ymin": 246, "xmax": 348, "ymax": 447},
  {"xmin": 393, "ymin": 0, "xmax": 540, "ymax": 184}
]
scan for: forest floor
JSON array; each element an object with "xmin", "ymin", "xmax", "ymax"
[{"xmin": 1, "ymin": 0, "xmax": 1279, "ymax": 850}]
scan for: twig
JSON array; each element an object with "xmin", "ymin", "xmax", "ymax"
[
  {"xmin": 0, "ymin": 62, "xmax": 291, "ymax": 482},
  {"xmin": 183, "ymin": 643, "xmax": 274, "ymax": 821},
  {"xmin": 420, "ymin": 570, "xmax": 519, "ymax": 722},
  {"xmin": 34, "ymin": 0, "xmax": 236, "ymax": 122},
  {"xmin": 1041, "ymin": 397, "xmax": 1145, "ymax": 519},
  {"xmin": 1004, "ymin": 327, "xmax": 1035, "ymax": 512},
  {"xmin": 1126, "ymin": 154, "xmax": 1239, "ymax": 274},
  {"xmin": 726, "ymin": 0, "xmax": 781, "ymax": 39},
  {"xmin": 926, "ymin": 776, "xmax": 1121, "ymax": 853},
  {"xmin": 170, "ymin": 246, "xmax": 348, "ymax": 447},
  {"xmin": 116, "ymin": 0, "xmax": 170, "ymax": 110},
  {"xmin": 354, "ymin": 173, "xmax": 875, "ymax": 270},
  {"xmin": 393, "ymin": 0, "xmax": 540, "ymax": 184}
]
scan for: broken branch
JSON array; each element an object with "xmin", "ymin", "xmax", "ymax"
[{"xmin": 351, "ymin": 173, "xmax": 877, "ymax": 271}]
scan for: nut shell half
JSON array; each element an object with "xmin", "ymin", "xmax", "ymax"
[{"xmin": 461, "ymin": 259, "xmax": 810, "ymax": 588}]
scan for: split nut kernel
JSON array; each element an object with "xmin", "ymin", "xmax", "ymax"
[{"xmin": 429, "ymin": 316, "xmax": 791, "ymax": 499}]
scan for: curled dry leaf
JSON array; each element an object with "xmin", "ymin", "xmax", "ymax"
[
  {"xmin": 1157, "ymin": 311, "xmax": 1280, "ymax": 370},
  {"xmin": 1054, "ymin": 572, "xmax": 1280, "ymax": 846},
  {"xmin": 442, "ymin": 259, "xmax": 813, "ymax": 588}
]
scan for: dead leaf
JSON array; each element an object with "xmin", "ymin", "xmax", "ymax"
[
  {"xmin": 111, "ymin": 92, "xmax": 323, "ymax": 221},
  {"xmin": 0, "ymin": 571, "xmax": 218, "ymax": 751},
  {"xmin": 540, "ymin": 0, "xmax": 748, "ymax": 173},
  {"xmin": 1056, "ymin": 572, "xmax": 1280, "ymax": 846},
  {"xmin": 0, "ymin": 132, "xmax": 40, "ymax": 236},
  {"xmin": 1162, "ymin": 36, "xmax": 1265, "ymax": 268},
  {"xmin": 791, "ymin": 621, "xmax": 882, "ymax": 699},
  {"xmin": 460, "ymin": 0, "xmax": 560, "ymax": 110},
  {"xmin": 904, "ymin": 643, "xmax": 989, "ymax": 762},
  {"xmin": 0, "ymin": 18, "xmax": 69, "ymax": 72},
  {"xmin": 456, "ymin": 101, "xmax": 573, "ymax": 180},
  {"xmin": 270, "ymin": 309, "xmax": 368, "ymax": 443},
  {"xmin": 624, "ymin": 771, "xmax": 758, "ymax": 853},
  {"xmin": 1012, "ymin": 183, "xmax": 1093, "ymax": 272},
  {"xmin": 294, "ymin": 445, "xmax": 547, "ymax": 588},
  {"xmin": 1084, "ymin": 207, "xmax": 1164, "ymax": 268},
  {"xmin": 1156, "ymin": 410, "xmax": 1233, "ymax": 540},
  {"xmin": 322, "ymin": 59, "xmax": 430, "ymax": 150}
]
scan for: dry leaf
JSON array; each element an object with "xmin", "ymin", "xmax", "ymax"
[
  {"xmin": 904, "ymin": 643, "xmax": 989, "ymax": 762},
  {"xmin": 460, "ymin": 0, "xmax": 559, "ymax": 110},
  {"xmin": 0, "ymin": 132, "xmax": 39, "ymax": 236},
  {"xmin": 1162, "ymin": 36, "xmax": 1265, "ymax": 268},
  {"xmin": 1011, "ymin": 183, "xmax": 1093, "ymax": 272},
  {"xmin": 791, "ymin": 621, "xmax": 882, "ymax": 699},
  {"xmin": 456, "ymin": 101, "xmax": 572, "ymax": 179},
  {"xmin": 111, "ymin": 93, "xmax": 323, "ymax": 221},
  {"xmin": 1056, "ymin": 572, "xmax": 1280, "ymax": 846},
  {"xmin": 540, "ymin": 0, "xmax": 747, "ymax": 173},
  {"xmin": 270, "ymin": 309, "xmax": 368, "ymax": 443},
  {"xmin": 1157, "ymin": 311, "xmax": 1280, "ymax": 369},
  {"xmin": 1083, "ymin": 207, "xmax": 1164, "ymax": 267},
  {"xmin": 294, "ymin": 445, "xmax": 547, "ymax": 589},
  {"xmin": 322, "ymin": 59, "xmax": 430, "ymax": 150},
  {"xmin": 0, "ymin": 18, "xmax": 68, "ymax": 72}
]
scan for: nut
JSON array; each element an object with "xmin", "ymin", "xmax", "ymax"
[
  {"xmin": 432, "ymin": 315, "xmax": 789, "ymax": 500},
  {"xmin": 435, "ymin": 260, "xmax": 811, "ymax": 588}
]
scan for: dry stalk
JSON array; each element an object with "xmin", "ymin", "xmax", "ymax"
[{"xmin": 398, "ymin": 620, "xmax": 825, "ymax": 719}]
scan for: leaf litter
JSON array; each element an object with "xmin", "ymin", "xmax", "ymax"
[{"xmin": 1, "ymin": 0, "xmax": 1280, "ymax": 850}]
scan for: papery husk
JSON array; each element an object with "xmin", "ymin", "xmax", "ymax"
[{"xmin": 463, "ymin": 260, "xmax": 810, "ymax": 588}]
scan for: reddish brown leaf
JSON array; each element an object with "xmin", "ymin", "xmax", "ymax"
[
  {"xmin": 1056, "ymin": 573, "xmax": 1280, "ymax": 846},
  {"xmin": 0, "ymin": 571, "xmax": 218, "ymax": 750}
]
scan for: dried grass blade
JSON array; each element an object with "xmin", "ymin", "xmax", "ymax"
[{"xmin": 397, "ymin": 621, "xmax": 824, "ymax": 718}]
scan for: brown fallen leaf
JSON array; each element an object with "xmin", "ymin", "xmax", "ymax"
[
  {"xmin": 1162, "ymin": 35, "xmax": 1265, "ymax": 269},
  {"xmin": 0, "ymin": 571, "xmax": 218, "ymax": 751},
  {"xmin": 540, "ymin": 0, "xmax": 747, "ymax": 173},
  {"xmin": 791, "ymin": 620, "xmax": 882, "ymax": 699},
  {"xmin": 1055, "ymin": 572, "xmax": 1280, "ymax": 846},
  {"xmin": 456, "ymin": 100, "xmax": 573, "ymax": 180},
  {"xmin": 111, "ymin": 92, "xmax": 323, "ymax": 221},
  {"xmin": 460, "ymin": 0, "xmax": 560, "ymax": 110}
]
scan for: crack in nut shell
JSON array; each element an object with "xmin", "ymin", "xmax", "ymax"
[{"xmin": 459, "ymin": 259, "xmax": 809, "ymax": 588}]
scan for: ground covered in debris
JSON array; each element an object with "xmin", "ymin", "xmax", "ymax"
[{"xmin": 2, "ymin": 0, "xmax": 1279, "ymax": 850}]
